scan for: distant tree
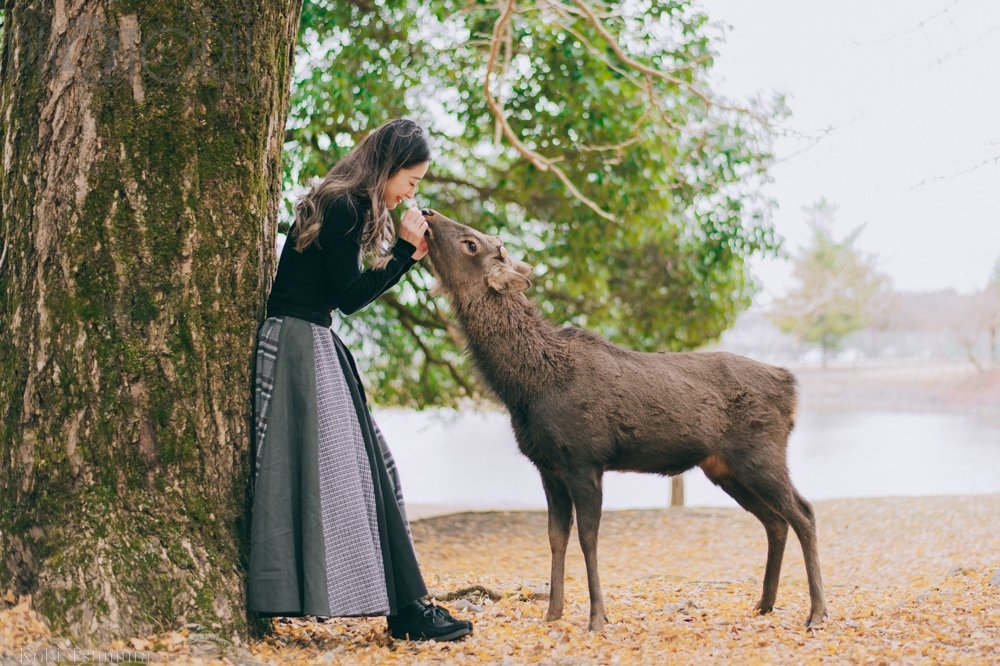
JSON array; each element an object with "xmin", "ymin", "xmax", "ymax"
[
  {"xmin": 770, "ymin": 200, "xmax": 886, "ymax": 366},
  {"xmin": 951, "ymin": 259, "xmax": 1000, "ymax": 370},
  {"xmin": 982, "ymin": 259, "xmax": 1000, "ymax": 364}
]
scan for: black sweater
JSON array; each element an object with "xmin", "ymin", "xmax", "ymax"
[{"xmin": 266, "ymin": 194, "xmax": 418, "ymax": 327}]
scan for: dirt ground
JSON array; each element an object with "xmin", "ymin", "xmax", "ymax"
[{"xmin": 5, "ymin": 495, "xmax": 997, "ymax": 665}]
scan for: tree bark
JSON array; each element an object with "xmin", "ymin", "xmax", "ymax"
[{"xmin": 0, "ymin": 0, "xmax": 301, "ymax": 645}]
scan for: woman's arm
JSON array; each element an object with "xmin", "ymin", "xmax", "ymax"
[{"xmin": 321, "ymin": 197, "xmax": 418, "ymax": 315}]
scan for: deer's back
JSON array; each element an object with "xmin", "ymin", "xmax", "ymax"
[{"xmin": 509, "ymin": 334, "xmax": 798, "ymax": 471}]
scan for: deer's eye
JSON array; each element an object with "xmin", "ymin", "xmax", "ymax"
[{"xmin": 463, "ymin": 240, "xmax": 478, "ymax": 253}]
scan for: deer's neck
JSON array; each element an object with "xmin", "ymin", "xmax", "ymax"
[{"xmin": 453, "ymin": 291, "xmax": 568, "ymax": 406}]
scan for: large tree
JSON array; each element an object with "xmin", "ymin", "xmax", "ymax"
[{"xmin": 1, "ymin": 0, "xmax": 301, "ymax": 645}]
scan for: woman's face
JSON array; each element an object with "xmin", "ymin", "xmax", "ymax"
[{"xmin": 384, "ymin": 161, "xmax": 430, "ymax": 210}]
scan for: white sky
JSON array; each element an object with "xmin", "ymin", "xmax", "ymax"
[{"xmin": 699, "ymin": 0, "xmax": 1000, "ymax": 302}]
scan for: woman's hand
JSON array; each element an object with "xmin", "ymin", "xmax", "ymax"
[
  {"xmin": 411, "ymin": 235, "xmax": 429, "ymax": 261},
  {"xmin": 398, "ymin": 206, "xmax": 428, "ymax": 247}
]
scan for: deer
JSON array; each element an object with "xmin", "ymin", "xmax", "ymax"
[{"xmin": 421, "ymin": 210, "xmax": 827, "ymax": 631}]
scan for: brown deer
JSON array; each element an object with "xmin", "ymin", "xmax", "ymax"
[{"xmin": 422, "ymin": 210, "xmax": 827, "ymax": 631}]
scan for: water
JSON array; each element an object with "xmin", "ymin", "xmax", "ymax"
[{"xmin": 372, "ymin": 406, "xmax": 1000, "ymax": 510}]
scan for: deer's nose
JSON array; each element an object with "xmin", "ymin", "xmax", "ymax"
[{"xmin": 423, "ymin": 212, "xmax": 438, "ymax": 240}]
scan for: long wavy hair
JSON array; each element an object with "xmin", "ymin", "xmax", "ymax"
[{"xmin": 291, "ymin": 118, "xmax": 431, "ymax": 268}]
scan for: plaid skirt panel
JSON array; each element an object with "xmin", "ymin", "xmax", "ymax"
[
  {"xmin": 251, "ymin": 317, "xmax": 282, "ymax": 485},
  {"xmin": 310, "ymin": 324, "xmax": 388, "ymax": 615}
]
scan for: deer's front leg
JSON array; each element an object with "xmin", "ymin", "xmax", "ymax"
[
  {"xmin": 540, "ymin": 470, "xmax": 573, "ymax": 622},
  {"xmin": 567, "ymin": 470, "xmax": 607, "ymax": 631}
]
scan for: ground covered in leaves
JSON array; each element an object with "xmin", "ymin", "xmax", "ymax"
[{"xmin": 3, "ymin": 495, "xmax": 998, "ymax": 664}]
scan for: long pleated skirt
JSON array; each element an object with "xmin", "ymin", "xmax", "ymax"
[{"xmin": 247, "ymin": 315, "xmax": 427, "ymax": 618}]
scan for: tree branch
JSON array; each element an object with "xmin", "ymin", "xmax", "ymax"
[
  {"xmin": 396, "ymin": 308, "xmax": 479, "ymax": 398},
  {"xmin": 569, "ymin": 0, "xmax": 726, "ymax": 110},
  {"xmin": 484, "ymin": 0, "xmax": 617, "ymax": 221},
  {"xmin": 380, "ymin": 292, "xmax": 479, "ymax": 397},
  {"xmin": 423, "ymin": 173, "xmax": 497, "ymax": 199},
  {"xmin": 380, "ymin": 292, "xmax": 449, "ymax": 331},
  {"xmin": 564, "ymin": 0, "xmax": 779, "ymax": 135}
]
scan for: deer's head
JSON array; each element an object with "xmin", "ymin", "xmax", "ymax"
[{"xmin": 423, "ymin": 210, "xmax": 533, "ymax": 299}]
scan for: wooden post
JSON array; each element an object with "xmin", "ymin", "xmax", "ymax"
[{"xmin": 671, "ymin": 475, "xmax": 685, "ymax": 507}]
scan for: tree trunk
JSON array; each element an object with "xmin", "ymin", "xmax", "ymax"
[{"xmin": 0, "ymin": 0, "xmax": 301, "ymax": 645}]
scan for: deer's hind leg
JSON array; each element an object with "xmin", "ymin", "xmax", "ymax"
[
  {"xmin": 701, "ymin": 457, "xmax": 789, "ymax": 615},
  {"xmin": 726, "ymin": 452, "xmax": 827, "ymax": 627}
]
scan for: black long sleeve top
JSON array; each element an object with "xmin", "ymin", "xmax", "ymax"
[{"xmin": 265, "ymin": 194, "xmax": 418, "ymax": 327}]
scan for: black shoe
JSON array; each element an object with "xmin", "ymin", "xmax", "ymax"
[
  {"xmin": 426, "ymin": 600, "xmax": 473, "ymax": 634},
  {"xmin": 387, "ymin": 600, "xmax": 472, "ymax": 641},
  {"xmin": 414, "ymin": 600, "xmax": 473, "ymax": 633}
]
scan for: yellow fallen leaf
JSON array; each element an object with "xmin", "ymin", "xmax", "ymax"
[{"xmin": 130, "ymin": 637, "xmax": 152, "ymax": 650}]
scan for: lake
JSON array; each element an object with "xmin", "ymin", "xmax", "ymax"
[{"xmin": 371, "ymin": 406, "xmax": 1000, "ymax": 511}]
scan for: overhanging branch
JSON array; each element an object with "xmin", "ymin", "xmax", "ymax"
[{"xmin": 484, "ymin": 0, "xmax": 617, "ymax": 221}]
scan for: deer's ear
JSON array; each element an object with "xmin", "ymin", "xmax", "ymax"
[{"xmin": 486, "ymin": 265, "xmax": 531, "ymax": 293}]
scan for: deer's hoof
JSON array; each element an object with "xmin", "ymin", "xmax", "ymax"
[
  {"xmin": 754, "ymin": 601, "xmax": 774, "ymax": 615},
  {"xmin": 588, "ymin": 615, "xmax": 608, "ymax": 632},
  {"xmin": 544, "ymin": 609, "xmax": 563, "ymax": 622},
  {"xmin": 805, "ymin": 608, "xmax": 828, "ymax": 628}
]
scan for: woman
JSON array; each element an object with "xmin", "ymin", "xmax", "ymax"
[{"xmin": 248, "ymin": 118, "xmax": 471, "ymax": 642}]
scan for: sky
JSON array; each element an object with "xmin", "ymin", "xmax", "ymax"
[{"xmin": 699, "ymin": 0, "xmax": 1000, "ymax": 302}]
